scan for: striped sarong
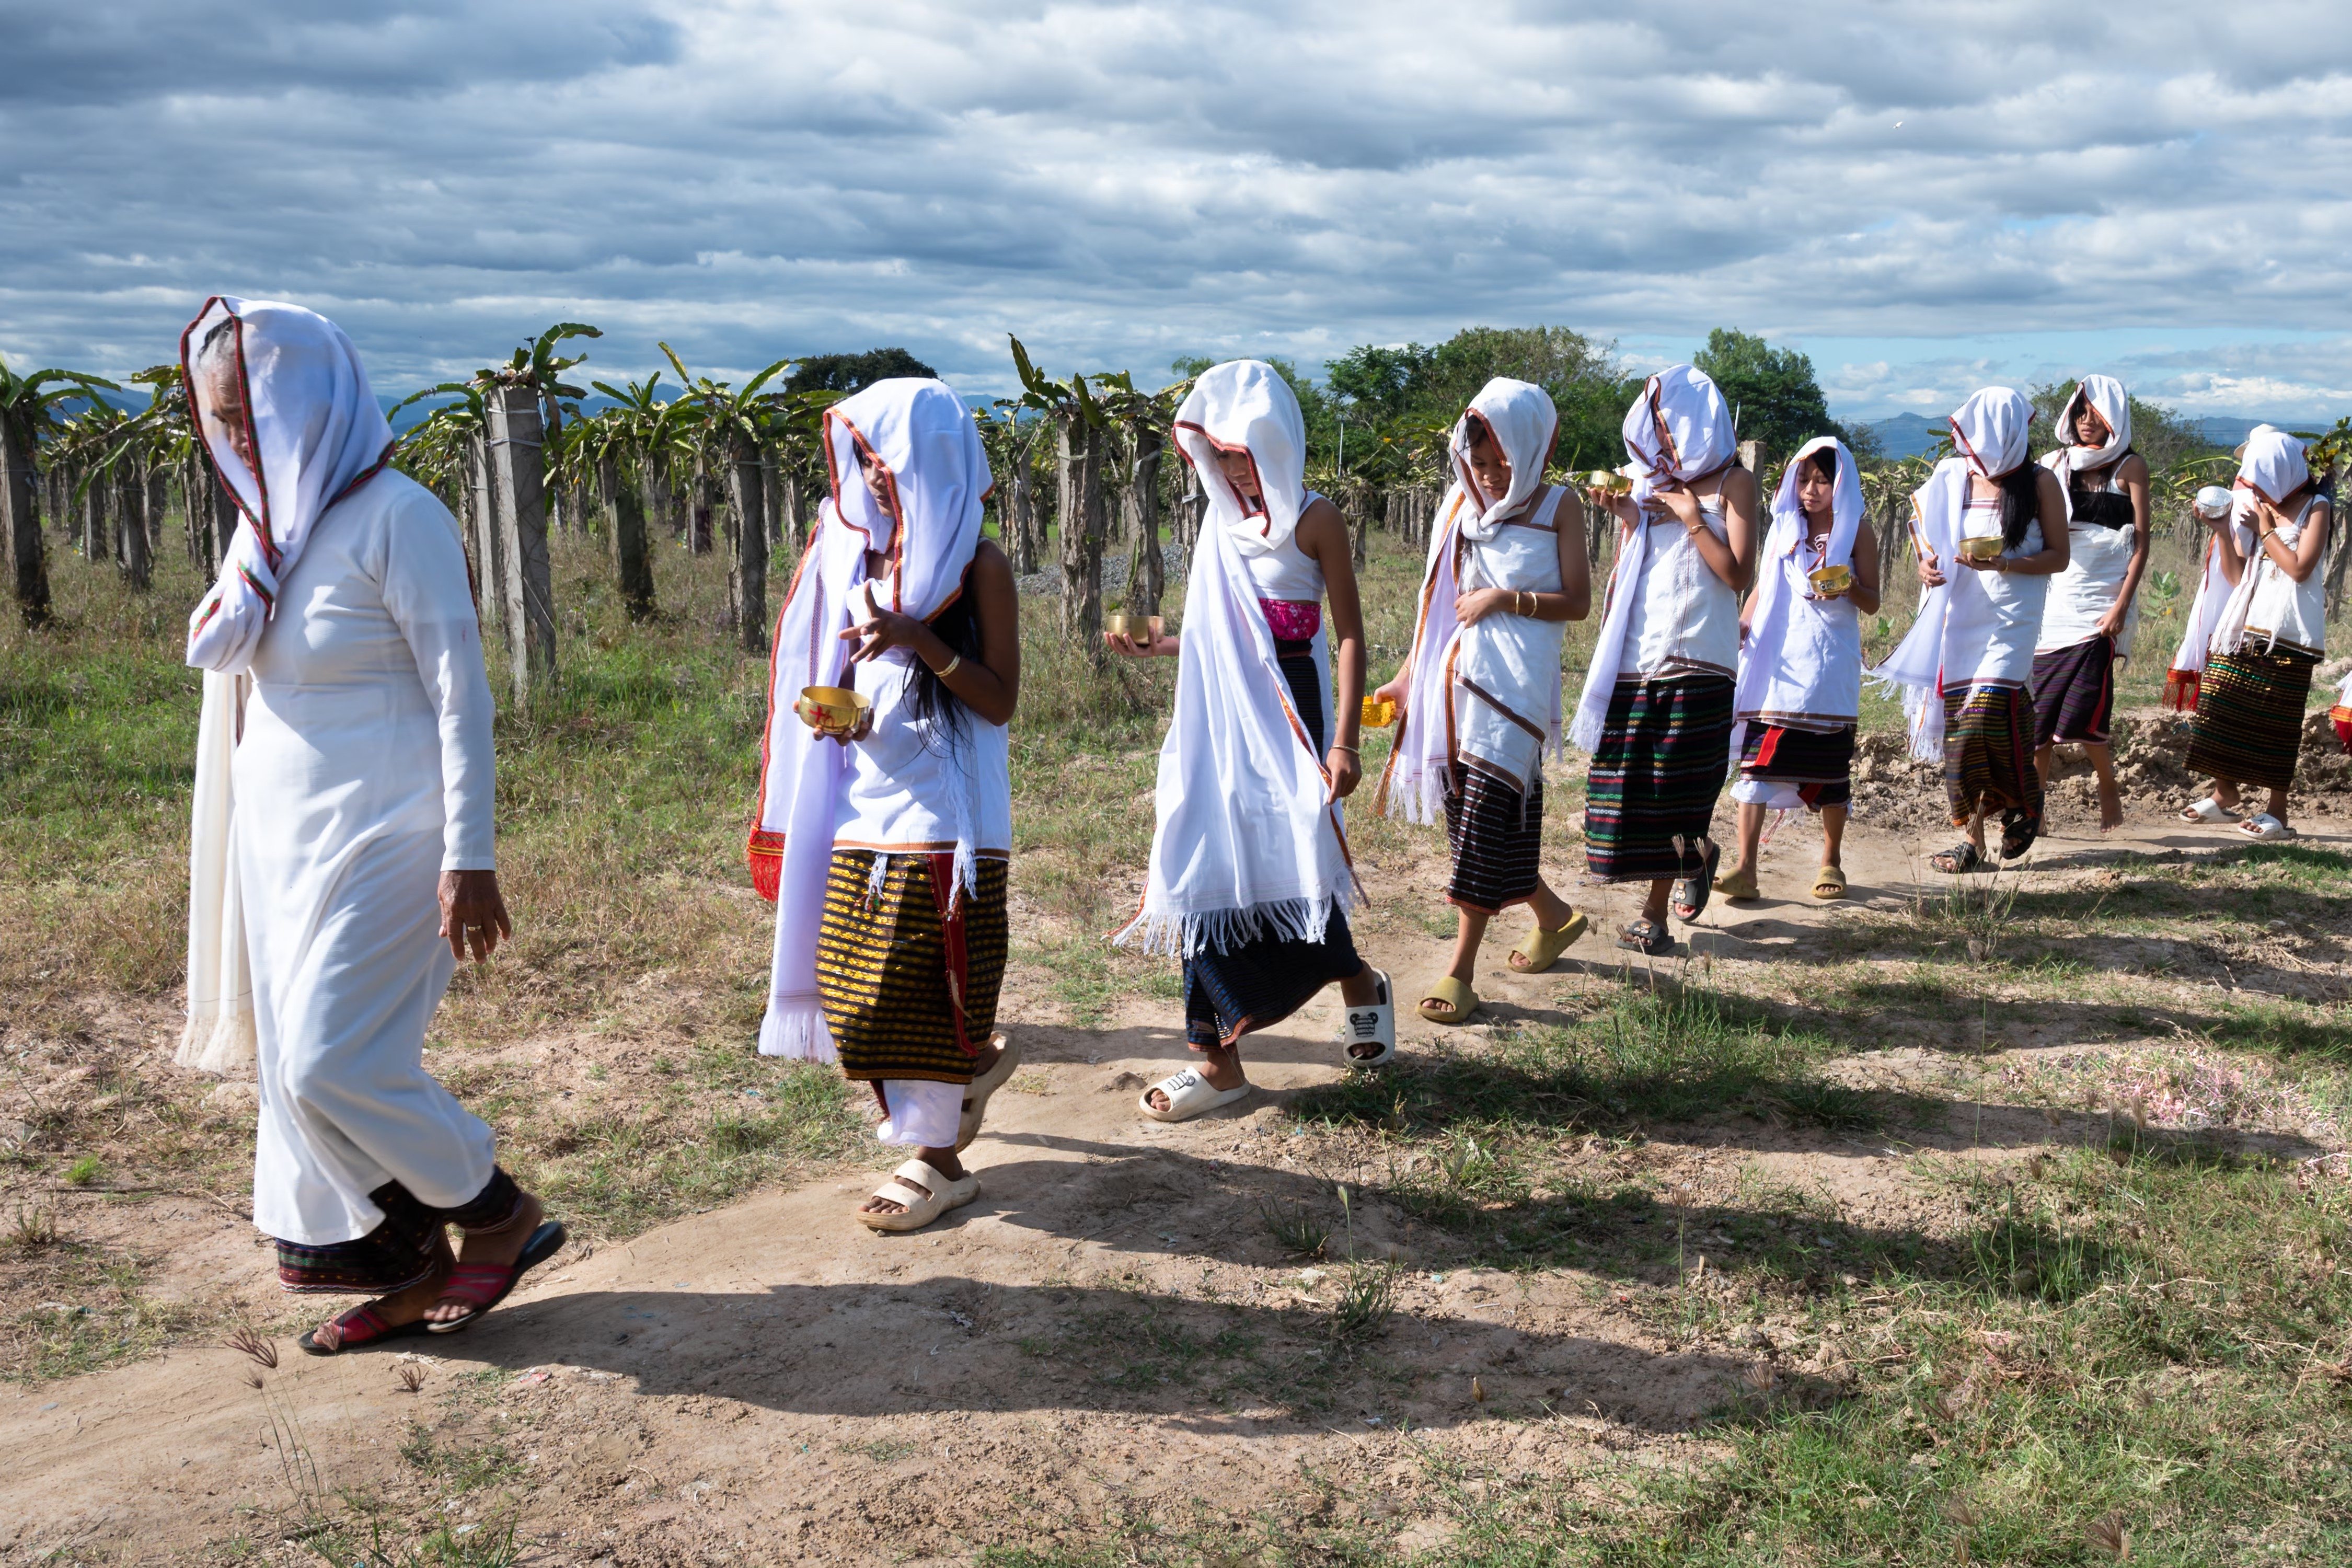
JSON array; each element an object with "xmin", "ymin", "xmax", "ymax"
[
  {"xmin": 2031, "ymin": 636, "xmax": 2117, "ymax": 747},
  {"xmin": 1583, "ymin": 674, "xmax": 1735, "ymax": 883},
  {"xmin": 1444, "ymin": 764, "xmax": 1543, "ymax": 914},
  {"xmin": 274, "ymin": 1168, "xmax": 519, "ymax": 1296},
  {"xmin": 816, "ymin": 850, "xmax": 1009, "ymax": 1085},
  {"xmin": 1736, "ymin": 723, "xmax": 1854, "ymax": 810},
  {"xmin": 1942, "ymin": 683, "xmax": 2041, "ymax": 840},
  {"xmin": 2187, "ymin": 648, "xmax": 2317, "ymax": 792}
]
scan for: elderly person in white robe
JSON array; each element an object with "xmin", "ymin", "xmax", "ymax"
[{"xmin": 179, "ymin": 297, "xmax": 562, "ymax": 1354}]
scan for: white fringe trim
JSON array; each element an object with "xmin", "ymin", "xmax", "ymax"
[
  {"xmin": 1113, "ymin": 890, "xmax": 1357, "ymax": 960},
  {"xmin": 174, "ymin": 1004, "xmax": 257, "ymax": 1078},
  {"xmin": 758, "ymin": 996, "xmax": 838, "ymax": 1063}
]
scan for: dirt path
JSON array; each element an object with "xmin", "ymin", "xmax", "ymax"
[{"xmin": 4, "ymin": 808, "xmax": 2346, "ymax": 1565}]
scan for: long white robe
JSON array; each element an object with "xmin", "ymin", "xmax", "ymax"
[{"xmin": 237, "ymin": 469, "xmax": 499, "ymax": 1246}]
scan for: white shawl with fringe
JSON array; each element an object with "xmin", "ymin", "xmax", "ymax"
[
  {"xmin": 1115, "ymin": 361, "xmax": 1360, "ymax": 956},
  {"xmin": 2166, "ymin": 483, "xmax": 2254, "ymax": 710},
  {"xmin": 1734, "ymin": 436, "xmax": 1862, "ymax": 736},
  {"xmin": 2207, "ymin": 426, "xmax": 2312, "ymax": 661}
]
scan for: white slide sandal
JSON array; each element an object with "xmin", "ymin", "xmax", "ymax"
[
  {"xmin": 1138, "ymin": 1067, "xmax": 1252, "ymax": 1124},
  {"xmin": 2179, "ymin": 797, "xmax": 2238, "ymax": 825},
  {"xmin": 855, "ymin": 1158, "xmax": 980, "ymax": 1233},
  {"xmin": 2238, "ymin": 812, "xmax": 2297, "ymax": 841},
  {"xmin": 955, "ymin": 1033, "xmax": 1022, "ymax": 1152},
  {"xmin": 1340, "ymin": 967, "xmax": 1397, "ymax": 1068}
]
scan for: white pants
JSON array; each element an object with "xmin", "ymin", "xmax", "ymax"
[{"xmin": 876, "ymin": 1079, "xmax": 961, "ymax": 1147}]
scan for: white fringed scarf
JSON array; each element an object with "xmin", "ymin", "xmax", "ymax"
[
  {"xmin": 2208, "ymin": 426, "xmax": 2312, "ymax": 661},
  {"xmin": 1114, "ymin": 361, "xmax": 1361, "ymax": 956},
  {"xmin": 1381, "ymin": 377, "xmax": 1559, "ymax": 824},
  {"xmin": 1871, "ymin": 387, "xmax": 2035, "ymax": 763},
  {"xmin": 178, "ymin": 298, "xmax": 394, "ymax": 1078},
  {"xmin": 2037, "ymin": 374, "xmax": 2143, "ymax": 658},
  {"xmin": 1734, "ymin": 436, "xmax": 1862, "ymax": 740},
  {"xmin": 750, "ymin": 378, "xmax": 990, "ymax": 1060},
  {"xmin": 1568, "ymin": 364, "xmax": 1734, "ymax": 752},
  {"xmin": 2165, "ymin": 483, "xmax": 2253, "ymax": 710}
]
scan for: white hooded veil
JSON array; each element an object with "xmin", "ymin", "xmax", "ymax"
[
  {"xmin": 2207, "ymin": 426, "xmax": 2313, "ymax": 660},
  {"xmin": 1735, "ymin": 436, "xmax": 1863, "ymax": 734}
]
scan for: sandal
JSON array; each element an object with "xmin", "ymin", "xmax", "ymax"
[
  {"xmin": 1507, "ymin": 913, "xmax": 1588, "ymax": 973},
  {"xmin": 1138, "ymin": 1067, "xmax": 1252, "ymax": 1124},
  {"xmin": 1418, "ymin": 975, "xmax": 1479, "ymax": 1025},
  {"xmin": 856, "ymin": 1158, "xmax": 981, "ymax": 1233},
  {"xmin": 299, "ymin": 1304, "xmax": 431, "ymax": 1357},
  {"xmin": 1999, "ymin": 811, "xmax": 2037, "ymax": 861},
  {"xmin": 1711, "ymin": 866, "xmax": 1760, "ymax": 903},
  {"xmin": 1340, "ymin": 969, "xmax": 1397, "ymax": 1067},
  {"xmin": 2179, "ymin": 797, "xmax": 2239, "ymax": 825},
  {"xmin": 2238, "ymin": 812, "xmax": 2297, "ymax": 842},
  {"xmin": 1670, "ymin": 837, "xmax": 1720, "ymax": 923},
  {"xmin": 955, "ymin": 1033, "xmax": 1022, "ymax": 1152},
  {"xmin": 423, "ymin": 1220, "xmax": 569, "ymax": 1336},
  {"xmin": 1812, "ymin": 864, "xmax": 1847, "ymax": 901},
  {"xmin": 1928, "ymin": 841, "xmax": 1984, "ymax": 875},
  {"xmin": 1616, "ymin": 917, "xmax": 1674, "ymax": 956}
]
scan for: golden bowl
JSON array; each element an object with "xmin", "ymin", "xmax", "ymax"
[
  {"xmin": 1104, "ymin": 613, "xmax": 1162, "ymax": 644},
  {"xmin": 1808, "ymin": 563, "xmax": 1852, "ymax": 595},
  {"xmin": 1957, "ymin": 535, "xmax": 2005, "ymax": 563},
  {"xmin": 1361, "ymin": 696, "xmax": 1398, "ymax": 729},
  {"xmin": 1583, "ymin": 470, "xmax": 1631, "ymax": 495},
  {"xmin": 797, "ymin": 684, "xmax": 871, "ymax": 735}
]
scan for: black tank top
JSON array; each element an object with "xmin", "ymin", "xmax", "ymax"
[{"xmin": 2068, "ymin": 448, "xmax": 2137, "ymax": 530}]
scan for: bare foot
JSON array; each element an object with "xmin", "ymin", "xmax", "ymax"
[
  {"xmin": 1147, "ymin": 1046, "xmax": 1244, "ymax": 1112},
  {"xmin": 422, "ymin": 1191, "xmax": 545, "ymax": 1325},
  {"xmin": 860, "ymin": 1146, "xmax": 965, "ymax": 1216},
  {"xmin": 2097, "ymin": 782, "xmax": 2125, "ymax": 832}
]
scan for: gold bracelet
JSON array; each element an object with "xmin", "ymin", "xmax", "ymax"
[
  {"xmin": 1332, "ymin": 743, "xmax": 1359, "ymax": 755},
  {"xmin": 1517, "ymin": 591, "xmax": 1532, "ymax": 616},
  {"xmin": 936, "ymin": 653, "xmax": 962, "ymax": 677}
]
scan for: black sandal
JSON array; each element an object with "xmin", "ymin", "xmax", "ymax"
[
  {"xmin": 1999, "ymin": 810, "xmax": 2038, "ymax": 861},
  {"xmin": 1616, "ymin": 916, "xmax": 1675, "ymax": 955},
  {"xmin": 1670, "ymin": 836, "xmax": 1720, "ymax": 923},
  {"xmin": 1928, "ymin": 841, "xmax": 1984, "ymax": 874}
]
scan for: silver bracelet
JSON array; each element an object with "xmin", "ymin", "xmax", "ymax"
[{"xmin": 935, "ymin": 652, "xmax": 962, "ymax": 677}]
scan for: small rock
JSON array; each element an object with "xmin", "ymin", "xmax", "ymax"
[
  {"xmin": 1103, "ymin": 1071, "xmax": 1148, "ymax": 1092},
  {"xmin": 203, "ymin": 1082, "xmax": 259, "ymax": 1111}
]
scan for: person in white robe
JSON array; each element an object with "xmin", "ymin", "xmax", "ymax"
[
  {"xmin": 1714, "ymin": 437, "xmax": 1880, "ymax": 904},
  {"xmin": 2030, "ymin": 375, "xmax": 2151, "ymax": 831},
  {"xmin": 748, "ymin": 377, "xmax": 1023, "ymax": 1232},
  {"xmin": 1873, "ymin": 387, "xmax": 2069, "ymax": 874},
  {"xmin": 178, "ymin": 296, "xmax": 561, "ymax": 1354},
  {"xmin": 1371, "ymin": 377, "xmax": 1592, "ymax": 1024}
]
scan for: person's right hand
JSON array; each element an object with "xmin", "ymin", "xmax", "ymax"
[
  {"xmin": 1105, "ymin": 628, "xmax": 1179, "ymax": 658},
  {"xmin": 1917, "ymin": 551, "xmax": 1947, "ymax": 589},
  {"xmin": 1371, "ymin": 677, "xmax": 1408, "ymax": 722}
]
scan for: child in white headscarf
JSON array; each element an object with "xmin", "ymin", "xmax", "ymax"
[
  {"xmin": 1111, "ymin": 360, "xmax": 1394, "ymax": 1121},
  {"xmin": 2179, "ymin": 428, "xmax": 2332, "ymax": 841},
  {"xmin": 1372, "ymin": 378, "xmax": 1594, "ymax": 1024},
  {"xmin": 1714, "ymin": 438, "xmax": 1880, "ymax": 904},
  {"xmin": 1571, "ymin": 365, "xmax": 1758, "ymax": 955},
  {"xmin": 2031, "ymin": 375, "xmax": 2151, "ymax": 831},
  {"xmin": 1873, "ymin": 387, "xmax": 2070, "ymax": 873}
]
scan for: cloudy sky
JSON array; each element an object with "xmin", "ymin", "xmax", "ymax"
[{"xmin": 5, "ymin": 1, "xmax": 2350, "ymax": 421}]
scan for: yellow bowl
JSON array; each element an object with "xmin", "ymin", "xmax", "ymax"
[
  {"xmin": 1104, "ymin": 613, "xmax": 1163, "ymax": 643},
  {"xmin": 1583, "ymin": 470, "xmax": 1631, "ymax": 495},
  {"xmin": 1957, "ymin": 535, "xmax": 2005, "ymax": 563},
  {"xmin": 797, "ymin": 685, "xmax": 871, "ymax": 734},
  {"xmin": 1361, "ymin": 696, "xmax": 1397, "ymax": 729},
  {"xmin": 1808, "ymin": 563, "xmax": 1852, "ymax": 595}
]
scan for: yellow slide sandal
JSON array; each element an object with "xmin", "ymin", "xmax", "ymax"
[
  {"xmin": 1418, "ymin": 975, "xmax": 1479, "ymax": 1025},
  {"xmin": 1812, "ymin": 865, "xmax": 1847, "ymax": 901},
  {"xmin": 1507, "ymin": 911, "xmax": 1588, "ymax": 973}
]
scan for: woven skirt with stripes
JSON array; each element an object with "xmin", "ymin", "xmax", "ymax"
[
  {"xmin": 816, "ymin": 849, "xmax": 1009, "ymax": 1085},
  {"xmin": 1942, "ymin": 682, "xmax": 2042, "ymax": 837},
  {"xmin": 1444, "ymin": 763, "xmax": 1544, "ymax": 913},
  {"xmin": 273, "ymin": 1168, "xmax": 520, "ymax": 1295},
  {"xmin": 1736, "ymin": 723, "xmax": 1854, "ymax": 810},
  {"xmin": 2186, "ymin": 648, "xmax": 2318, "ymax": 792},
  {"xmin": 1583, "ymin": 674, "xmax": 1735, "ymax": 883},
  {"xmin": 2031, "ymin": 635, "xmax": 2117, "ymax": 747}
]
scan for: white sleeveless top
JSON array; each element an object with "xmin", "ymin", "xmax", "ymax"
[
  {"xmin": 1623, "ymin": 494, "xmax": 1739, "ymax": 679},
  {"xmin": 1238, "ymin": 490, "xmax": 1327, "ymax": 602},
  {"xmin": 1961, "ymin": 497, "xmax": 2048, "ymax": 688},
  {"xmin": 1454, "ymin": 486, "xmax": 1567, "ymax": 784},
  {"xmin": 835, "ymin": 649, "xmax": 1013, "ymax": 858},
  {"xmin": 2245, "ymin": 494, "xmax": 2330, "ymax": 659},
  {"xmin": 2038, "ymin": 459, "xmax": 2142, "ymax": 659}
]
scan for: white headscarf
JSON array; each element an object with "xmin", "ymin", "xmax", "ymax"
[
  {"xmin": 180, "ymin": 297, "xmax": 396, "ymax": 675},
  {"xmin": 2047, "ymin": 375, "xmax": 2132, "ymax": 490},
  {"xmin": 2206, "ymin": 426, "xmax": 2314, "ymax": 660},
  {"xmin": 1114, "ymin": 361, "xmax": 1361, "ymax": 956},
  {"xmin": 1872, "ymin": 387, "xmax": 2035, "ymax": 762},
  {"xmin": 1568, "ymin": 364, "xmax": 1734, "ymax": 752},
  {"xmin": 1734, "ymin": 437, "xmax": 1863, "ymax": 735},
  {"xmin": 750, "ymin": 378, "xmax": 990, "ymax": 1060},
  {"xmin": 1381, "ymin": 379, "xmax": 1559, "ymax": 823}
]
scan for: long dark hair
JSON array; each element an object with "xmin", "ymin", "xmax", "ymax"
[
  {"xmin": 907, "ymin": 564, "xmax": 984, "ymax": 756},
  {"xmin": 1996, "ymin": 463, "xmax": 2040, "ymax": 550}
]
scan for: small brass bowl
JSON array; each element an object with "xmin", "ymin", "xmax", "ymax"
[
  {"xmin": 1584, "ymin": 470, "xmax": 1631, "ymax": 496},
  {"xmin": 1103, "ymin": 612, "xmax": 1139, "ymax": 641},
  {"xmin": 1957, "ymin": 535, "xmax": 2005, "ymax": 563},
  {"xmin": 1361, "ymin": 696, "xmax": 1397, "ymax": 730},
  {"xmin": 797, "ymin": 684, "xmax": 871, "ymax": 735},
  {"xmin": 1808, "ymin": 563, "xmax": 1852, "ymax": 596}
]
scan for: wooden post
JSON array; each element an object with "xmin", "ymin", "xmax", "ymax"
[
  {"xmin": 116, "ymin": 463, "xmax": 152, "ymax": 590},
  {"xmin": 0, "ymin": 411, "xmax": 49, "ymax": 624},
  {"xmin": 728, "ymin": 438, "xmax": 768, "ymax": 652},
  {"xmin": 486, "ymin": 383, "xmax": 557, "ymax": 702},
  {"xmin": 82, "ymin": 466, "xmax": 108, "ymax": 563},
  {"xmin": 468, "ymin": 431, "xmax": 502, "ymax": 635},
  {"xmin": 600, "ymin": 453, "xmax": 655, "ymax": 621},
  {"xmin": 760, "ymin": 445, "xmax": 782, "ymax": 547},
  {"xmin": 1056, "ymin": 414, "xmax": 1107, "ymax": 644}
]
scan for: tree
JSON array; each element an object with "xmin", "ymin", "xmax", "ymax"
[
  {"xmin": 1692, "ymin": 328, "xmax": 1842, "ymax": 466},
  {"xmin": 660, "ymin": 343, "xmax": 794, "ymax": 653},
  {"xmin": 785, "ymin": 348, "xmax": 938, "ymax": 396},
  {"xmin": 0, "ymin": 357, "xmax": 114, "ymax": 623},
  {"xmin": 1009, "ymin": 336, "xmax": 1113, "ymax": 645}
]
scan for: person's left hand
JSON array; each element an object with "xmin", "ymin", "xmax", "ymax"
[
  {"xmin": 1958, "ymin": 551, "xmax": 2005, "ymax": 573},
  {"xmin": 439, "ymin": 869, "xmax": 511, "ymax": 964},
  {"xmin": 1327, "ymin": 747, "xmax": 1362, "ymax": 801},
  {"xmin": 1454, "ymin": 587, "xmax": 1511, "ymax": 625},
  {"xmin": 839, "ymin": 605, "xmax": 929, "ymax": 665},
  {"xmin": 2093, "ymin": 604, "xmax": 2128, "ymax": 640},
  {"xmin": 1650, "ymin": 480, "xmax": 1702, "ymax": 528}
]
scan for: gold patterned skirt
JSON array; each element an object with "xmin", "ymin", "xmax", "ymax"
[{"xmin": 815, "ymin": 849, "xmax": 1008, "ymax": 1085}]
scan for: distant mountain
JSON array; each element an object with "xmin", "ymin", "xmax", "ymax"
[{"xmin": 1857, "ymin": 412, "xmax": 1944, "ymax": 460}]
